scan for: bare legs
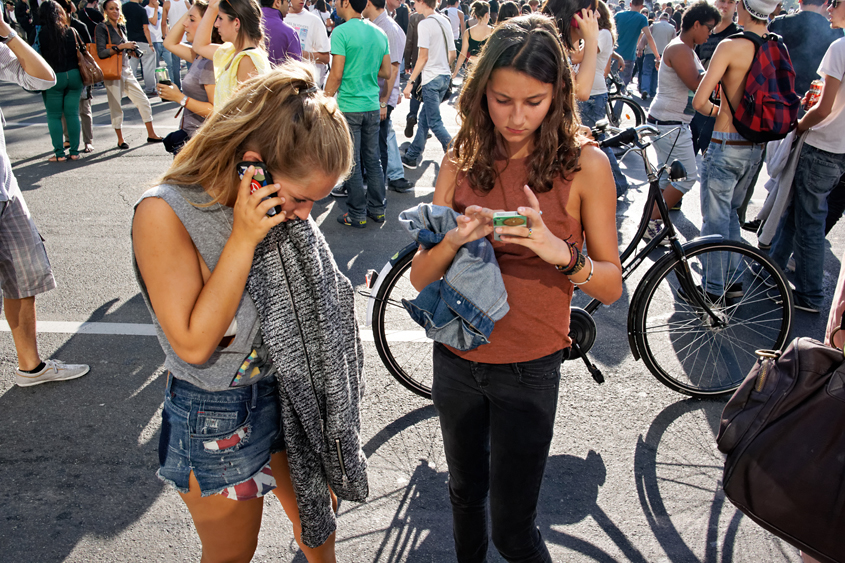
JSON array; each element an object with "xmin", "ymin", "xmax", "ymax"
[
  {"xmin": 4, "ymin": 296, "xmax": 41, "ymax": 371},
  {"xmin": 651, "ymin": 185, "xmax": 684, "ymax": 221},
  {"xmin": 179, "ymin": 451, "xmax": 337, "ymax": 563}
]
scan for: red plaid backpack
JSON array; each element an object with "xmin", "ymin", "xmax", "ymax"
[{"xmin": 721, "ymin": 32, "xmax": 800, "ymax": 143}]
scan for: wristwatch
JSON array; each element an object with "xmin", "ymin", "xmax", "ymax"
[
  {"xmin": 0, "ymin": 29, "xmax": 18, "ymax": 44},
  {"xmin": 380, "ymin": 101, "xmax": 387, "ymax": 108},
  {"xmin": 179, "ymin": 95, "xmax": 188, "ymax": 107}
]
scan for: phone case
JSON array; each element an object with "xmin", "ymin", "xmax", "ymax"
[
  {"xmin": 492, "ymin": 213, "xmax": 528, "ymax": 241},
  {"xmin": 236, "ymin": 161, "xmax": 282, "ymax": 217}
]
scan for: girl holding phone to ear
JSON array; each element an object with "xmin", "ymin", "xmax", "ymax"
[{"xmin": 409, "ymin": 14, "xmax": 622, "ymax": 562}]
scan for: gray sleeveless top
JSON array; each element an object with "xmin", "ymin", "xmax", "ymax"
[
  {"xmin": 649, "ymin": 38, "xmax": 704, "ymax": 124},
  {"xmin": 132, "ymin": 184, "xmax": 267, "ymax": 392}
]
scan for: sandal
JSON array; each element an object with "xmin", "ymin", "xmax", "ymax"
[
  {"xmin": 48, "ymin": 156, "xmax": 67, "ymax": 162},
  {"xmin": 117, "ymin": 142, "xmax": 129, "ymax": 150},
  {"xmin": 67, "ymin": 154, "xmax": 81, "ymax": 161},
  {"xmin": 82, "ymin": 145, "xmax": 94, "ymax": 153},
  {"xmin": 63, "ymin": 141, "xmax": 70, "ymax": 149}
]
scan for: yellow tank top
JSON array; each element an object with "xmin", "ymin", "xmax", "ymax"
[{"xmin": 212, "ymin": 43, "xmax": 271, "ymax": 107}]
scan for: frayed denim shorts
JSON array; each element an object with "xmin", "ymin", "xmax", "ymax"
[{"xmin": 157, "ymin": 372, "xmax": 286, "ymax": 499}]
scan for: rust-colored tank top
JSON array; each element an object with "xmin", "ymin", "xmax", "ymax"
[{"xmin": 450, "ymin": 156, "xmax": 583, "ymax": 364}]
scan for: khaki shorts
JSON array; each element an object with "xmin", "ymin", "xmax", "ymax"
[{"xmin": 0, "ymin": 195, "xmax": 56, "ymax": 299}]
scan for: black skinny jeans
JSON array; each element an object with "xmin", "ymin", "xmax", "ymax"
[{"xmin": 432, "ymin": 343, "xmax": 562, "ymax": 563}]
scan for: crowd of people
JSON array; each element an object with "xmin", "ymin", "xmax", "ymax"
[{"xmin": 2, "ymin": 0, "xmax": 845, "ymax": 561}]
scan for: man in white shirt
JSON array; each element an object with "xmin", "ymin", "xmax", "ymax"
[
  {"xmin": 401, "ymin": 0, "xmax": 455, "ymax": 168},
  {"xmin": 286, "ymin": 0, "xmax": 331, "ymax": 85},
  {"xmin": 163, "ymin": 0, "xmax": 190, "ymax": 88},
  {"xmin": 145, "ymin": 0, "xmax": 172, "ymax": 87}
]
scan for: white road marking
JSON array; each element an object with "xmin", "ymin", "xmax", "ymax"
[{"xmin": 0, "ymin": 321, "xmax": 431, "ymax": 342}]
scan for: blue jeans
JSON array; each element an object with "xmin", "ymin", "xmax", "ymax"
[
  {"xmin": 640, "ymin": 54, "xmax": 657, "ymax": 97},
  {"xmin": 770, "ymin": 143, "xmax": 845, "ymax": 308},
  {"xmin": 405, "ymin": 74, "xmax": 452, "ymax": 162},
  {"xmin": 408, "ymin": 96, "xmax": 420, "ymax": 121},
  {"xmin": 386, "ymin": 123, "xmax": 404, "ymax": 181},
  {"xmin": 578, "ymin": 93, "xmax": 629, "ymax": 196},
  {"xmin": 619, "ymin": 59, "xmax": 635, "ymax": 88},
  {"xmin": 432, "ymin": 343, "xmax": 561, "ymax": 563},
  {"xmin": 343, "ymin": 110, "xmax": 385, "ymax": 221},
  {"xmin": 699, "ymin": 132, "xmax": 765, "ymax": 293}
]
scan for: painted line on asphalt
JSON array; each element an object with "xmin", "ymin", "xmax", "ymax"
[
  {"xmin": 4, "ymin": 121, "xmax": 174, "ymax": 129},
  {"xmin": 0, "ymin": 321, "xmax": 432, "ymax": 342}
]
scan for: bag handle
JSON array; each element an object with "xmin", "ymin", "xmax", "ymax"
[{"xmin": 71, "ymin": 27, "xmax": 85, "ymax": 53}]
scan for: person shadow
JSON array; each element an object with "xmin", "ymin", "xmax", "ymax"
[{"xmin": 0, "ymin": 296, "xmax": 167, "ymax": 561}]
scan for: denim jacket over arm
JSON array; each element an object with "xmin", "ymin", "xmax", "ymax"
[{"xmin": 398, "ymin": 203, "xmax": 509, "ymax": 351}]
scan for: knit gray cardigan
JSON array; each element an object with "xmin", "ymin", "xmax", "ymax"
[{"xmin": 246, "ymin": 217, "xmax": 368, "ymax": 548}]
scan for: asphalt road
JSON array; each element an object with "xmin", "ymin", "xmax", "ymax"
[{"xmin": 0, "ymin": 73, "xmax": 840, "ymax": 563}]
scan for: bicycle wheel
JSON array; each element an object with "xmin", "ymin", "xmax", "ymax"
[
  {"xmin": 607, "ymin": 95, "xmax": 646, "ymax": 128},
  {"xmin": 372, "ymin": 249, "xmax": 433, "ymax": 399},
  {"xmin": 631, "ymin": 240, "xmax": 792, "ymax": 397}
]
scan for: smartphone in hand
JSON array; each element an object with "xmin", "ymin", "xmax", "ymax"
[
  {"xmin": 493, "ymin": 211, "xmax": 528, "ymax": 241},
  {"xmin": 236, "ymin": 161, "xmax": 282, "ymax": 217}
]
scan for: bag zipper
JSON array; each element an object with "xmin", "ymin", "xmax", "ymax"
[{"xmin": 755, "ymin": 358, "xmax": 771, "ymax": 393}]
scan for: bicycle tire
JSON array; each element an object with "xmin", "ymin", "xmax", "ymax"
[
  {"xmin": 630, "ymin": 240, "xmax": 792, "ymax": 397},
  {"xmin": 372, "ymin": 249, "xmax": 433, "ymax": 400},
  {"xmin": 607, "ymin": 95, "xmax": 646, "ymax": 128}
]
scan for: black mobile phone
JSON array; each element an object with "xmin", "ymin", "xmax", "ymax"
[{"xmin": 236, "ymin": 161, "xmax": 282, "ymax": 217}]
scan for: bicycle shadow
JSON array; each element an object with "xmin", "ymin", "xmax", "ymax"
[
  {"xmin": 353, "ymin": 405, "xmax": 651, "ymax": 562},
  {"xmin": 0, "ymin": 297, "xmax": 167, "ymax": 562},
  {"xmin": 634, "ymin": 397, "xmax": 801, "ymax": 562}
]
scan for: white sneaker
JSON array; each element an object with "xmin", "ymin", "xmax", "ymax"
[
  {"xmin": 642, "ymin": 219, "xmax": 670, "ymax": 247},
  {"xmin": 15, "ymin": 359, "xmax": 90, "ymax": 387}
]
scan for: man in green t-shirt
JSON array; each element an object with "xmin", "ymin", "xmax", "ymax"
[{"xmin": 325, "ymin": 0, "xmax": 391, "ymax": 228}]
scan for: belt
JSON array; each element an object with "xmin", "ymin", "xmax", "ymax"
[
  {"xmin": 647, "ymin": 115, "xmax": 683, "ymax": 126},
  {"xmin": 711, "ymin": 139, "xmax": 759, "ymax": 146}
]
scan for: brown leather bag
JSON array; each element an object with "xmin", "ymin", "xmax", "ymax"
[
  {"xmin": 71, "ymin": 29, "xmax": 104, "ymax": 86},
  {"xmin": 87, "ymin": 26, "xmax": 122, "ymax": 81},
  {"xmin": 717, "ymin": 333, "xmax": 845, "ymax": 563}
]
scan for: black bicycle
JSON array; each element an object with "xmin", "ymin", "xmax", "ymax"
[
  {"xmin": 605, "ymin": 70, "xmax": 646, "ymax": 128},
  {"xmin": 364, "ymin": 123, "xmax": 793, "ymax": 400}
]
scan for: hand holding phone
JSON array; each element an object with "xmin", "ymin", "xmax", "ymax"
[
  {"xmin": 493, "ymin": 211, "xmax": 528, "ymax": 241},
  {"xmin": 236, "ymin": 161, "xmax": 282, "ymax": 217}
]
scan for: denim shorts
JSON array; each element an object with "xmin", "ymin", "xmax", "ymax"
[{"xmin": 157, "ymin": 372, "xmax": 286, "ymax": 498}]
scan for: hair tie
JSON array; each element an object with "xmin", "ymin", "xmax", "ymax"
[{"xmin": 292, "ymin": 85, "xmax": 318, "ymax": 96}]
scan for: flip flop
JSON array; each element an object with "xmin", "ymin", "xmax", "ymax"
[
  {"xmin": 67, "ymin": 154, "xmax": 81, "ymax": 161},
  {"xmin": 48, "ymin": 156, "xmax": 67, "ymax": 162},
  {"xmin": 82, "ymin": 145, "xmax": 94, "ymax": 153},
  {"xmin": 117, "ymin": 142, "xmax": 129, "ymax": 150}
]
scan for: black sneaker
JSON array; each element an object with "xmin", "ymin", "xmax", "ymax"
[
  {"xmin": 367, "ymin": 210, "xmax": 386, "ymax": 223},
  {"xmin": 330, "ymin": 185, "xmax": 347, "ymax": 198},
  {"xmin": 793, "ymin": 297, "xmax": 820, "ymax": 314},
  {"xmin": 742, "ymin": 219, "xmax": 761, "ymax": 233},
  {"xmin": 337, "ymin": 213, "xmax": 366, "ymax": 228},
  {"xmin": 388, "ymin": 178, "xmax": 415, "ymax": 193},
  {"xmin": 404, "ymin": 116, "xmax": 416, "ymax": 138},
  {"xmin": 401, "ymin": 154, "xmax": 419, "ymax": 169},
  {"xmin": 725, "ymin": 283, "xmax": 743, "ymax": 300}
]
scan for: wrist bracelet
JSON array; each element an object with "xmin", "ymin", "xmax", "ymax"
[
  {"xmin": 556, "ymin": 248, "xmax": 585, "ymax": 276},
  {"xmin": 571, "ymin": 256, "xmax": 594, "ymax": 286}
]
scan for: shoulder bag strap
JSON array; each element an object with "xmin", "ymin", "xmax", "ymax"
[{"xmin": 71, "ymin": 27, "xmax": 84, "ymax": 51}]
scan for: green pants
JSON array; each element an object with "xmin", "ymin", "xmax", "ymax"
[{"xmin": 42, "ymin": 69, "xmax": 83, "ymax": 158}]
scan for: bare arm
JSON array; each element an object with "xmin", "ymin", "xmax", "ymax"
[
  {"xmin": 693, "ymin": 41, "xmax": 730, "ymax": 115},
  {"xmin": 643, "ymin": 27, "xmax": 660, "ymax": 61},
  {"xmin": 451, "ymin": 27, "xmax": 469, "ymax": 78},
  {"xmin": 235, "ymin": 54, "xmax": 257, "ymax": 83},
  {"xmin": 664, "ymin": 43, "xmax": 703, "ymax": 92},
  {"xmin": 132, "ymin": 173, "xmax": 286, "ymax": 365},
  {"xmin": 572, "ymin": 8, "xmax": 598, "ymax": 102},
  {"xmin": 324, "ymin": 53, "xmax": 344, "ymax": 97},
  {"xmin": 192, "ymin": 0, "xmax": 221, "ymax": 60},
  {"xmin": 143, "ymin": 23, "xmax": 151, "ymax": 44},
  {"xmin": 378, "ymin": 52, "xmax": 391, "ymax": 79},
  {"xmin": 163, "ymin": 10, "xmax": 194, "ymax": 61},
  {"xmin": 0, "ymin": 18, "xmax": 54, "ymax": 81},
  {"xmin": 303, "ymin": 50, "xmax": 330, "ymax": 64},
  {"xmin": 402, "ymin": 46, "xmax": 428, "ymax": 98},
  {"xmin": 798, "ymin": 73, "xmax": 840, "ymax": 132}
]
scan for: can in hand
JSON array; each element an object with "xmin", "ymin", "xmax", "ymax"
[
  {"xmin": 802, "ymin": 79, "xmax": 823, "ymax": 111},
  {"xmin": 155, "ymin": 65, "xmax": 171, "ymax": 86}
]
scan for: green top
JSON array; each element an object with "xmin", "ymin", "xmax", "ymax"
[{"xmin": 331, "ymin": 17, "xmax": 389, "ymax": 113}]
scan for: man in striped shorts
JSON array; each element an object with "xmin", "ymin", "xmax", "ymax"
[{"xmin": 0, "ymin": 19, "xmax": 89, "ymax": 387}]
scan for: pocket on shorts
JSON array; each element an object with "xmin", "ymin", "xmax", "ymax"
[{"xmin": 190, "ymin": 404, "xmax": 253, "ymax": 453}]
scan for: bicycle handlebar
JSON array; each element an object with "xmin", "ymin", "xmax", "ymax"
[{"xmin": 599, "ymin": 127, "xmax": 637, "ymax": 149}]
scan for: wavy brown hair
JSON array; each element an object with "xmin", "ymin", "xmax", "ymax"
[
  {"xmin": 451, "ymin": 14, "xmax": 581, "ymax": 195},
  {"xmin": 161, "ymin": 61, "xmax": 352, "ymax": 206}
]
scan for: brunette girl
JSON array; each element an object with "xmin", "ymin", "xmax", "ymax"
[
  {"xmin": 409, "ymin": 14, "xmax": 622, "ymax": 562},
  {"xmin": 452, "ymin": 1, "xmax": 493, "ymax": 79},
  {"xmin": 192, "ymin": 0, "xmax": 269, "ymax": 106}
]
